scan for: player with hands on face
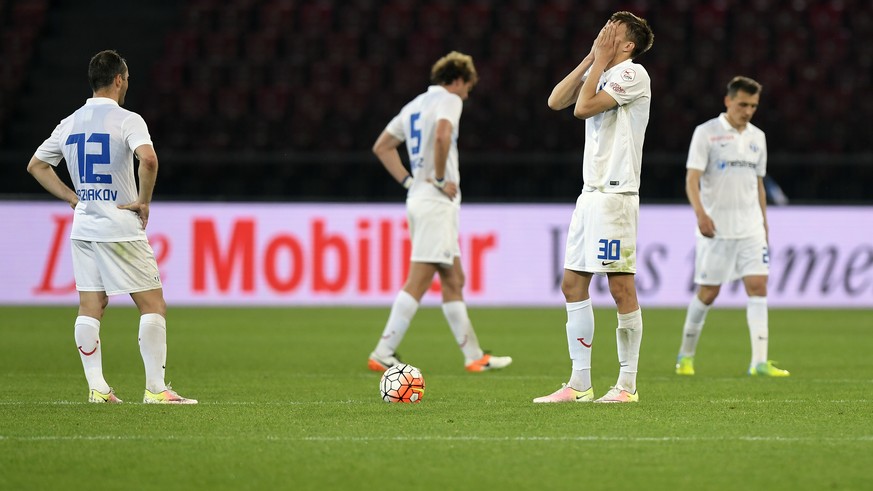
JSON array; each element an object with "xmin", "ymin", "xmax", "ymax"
[{"xmin": 535, "ymin": 11, "xmax": 654, "ymax": 404}]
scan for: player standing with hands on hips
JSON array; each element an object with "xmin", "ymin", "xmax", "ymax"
[
  {"xmin": 367, "ymin": 52, "xmax": 512, "ymax": 373},
  {"xmin": 674, "ymin": 76, "xmax": 789, "ymax": 378},
  {"xmin": 27, "ymin": 50, "xmax": 197, "ymax": 404},
  {"xmin": 534, "ymin": 12, "xmax": 654, "ymax": 403}
]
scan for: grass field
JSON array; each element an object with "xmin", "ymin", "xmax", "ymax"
[{"xmin": 1, "ymin": 305, "xmax": 871, "ymax": 490}]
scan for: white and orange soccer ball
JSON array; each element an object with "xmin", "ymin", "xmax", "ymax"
[{"xmin": 379, "ymin": 364, "xmax": 425, "ymax": 403}]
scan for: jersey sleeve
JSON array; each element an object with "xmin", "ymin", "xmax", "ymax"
[
  {"xmin": 33, "ymin": 123, "xmax": 65, "ymax": 166},
  {"xmin": 123, "ymin": 113, "xmax": 153, "ymax": 151},
  {"xmin": 434, "ymin": 93, "xmax": 462, "ymax": 127},
  {"xmin": 685, "ymin": 125, "xmax": 709, "ymax": 171},
  {"xmin": 602, "ymin": 66, "xmax": 649, "ymax": 106},
  {"xmin": 384, "ymin": 114, "xmax": 405, "ymax": 141}
]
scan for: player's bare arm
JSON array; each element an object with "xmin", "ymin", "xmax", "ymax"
[
  {"xmin": 27, "ymin": 156, "xmax": 79, "ymax": 209},
  {"xmin": 686, "ymin": 168, "xmax": 715, "ymax": 237},
  {"xmin": 548, "ymin": 55, "xmax": 594, "ymax": 111},
  {"xmin": 118, "ymin": 143, "xmax": 158, "ymax": 229},
  {"xmin": 573, "ymin": 22, "xmax": 621, "ymax": 119},
  {"xmin": 757, "ymin": 176, "xmax": 769, "ymax": 241},
  {"xmin": 430, "ymin": 118, "xmax": 458, "ymax": 199},
  {"xmin": 548, "ymin": 21, "xmax": 613, "ymax": 110},
  {"xmin": 372, "ymin": 131, "xmax": 411, "ymax": 188}
]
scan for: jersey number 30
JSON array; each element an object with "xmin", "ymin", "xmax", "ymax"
[
  {"xmin": 597, "ymin": 239, "xmax": 621, "ymax": 261},
  {"xmin": 65, "ymin": 132, "xmax": 112, "ymax": 184}
]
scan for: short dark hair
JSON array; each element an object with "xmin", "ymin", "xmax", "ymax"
[
  {"xmin": 88, "ymin": 50, "xmax": 127, "ymax": 92},
  {"xmin": 726, "ymin": 76, "xmax": 762, "ymax": 97},
  {"xmin": 610, "ymin": 11, "xmax": 654, "ymax": 59},
  {"xmin": 430, "ymin": 51, "xmax": 478, "ymax": 86}
]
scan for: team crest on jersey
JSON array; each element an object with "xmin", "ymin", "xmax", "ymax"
[
  {"xmin": 749, "ymin": 142, "xmax": 760, "ymax": 153},
  {"xmin": 621, "ymin": 68, "xmax": 636, "ymax": 81}
]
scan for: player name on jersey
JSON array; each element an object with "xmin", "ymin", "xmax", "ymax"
[{"xmin": 77, "ymin": 188, "xmax": 119, "ymax": 201}]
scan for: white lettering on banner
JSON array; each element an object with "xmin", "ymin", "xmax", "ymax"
[{"xmin": 2, "ymin": 203, "xmax": 872, "ymax": 307}]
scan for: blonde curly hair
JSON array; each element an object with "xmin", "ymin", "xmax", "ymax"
[{"xmin": 430, "ymin": 51, "xmax": 478, "ymax": 86}]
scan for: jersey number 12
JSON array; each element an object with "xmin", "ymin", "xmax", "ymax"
[{"xmin": 65, "ymin": 132, "xmax": 112, "ymax": 184}]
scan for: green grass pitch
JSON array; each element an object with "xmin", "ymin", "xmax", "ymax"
[{"xmin": 1, "ymin": 306, "xmax": 871, "ymax": 490}]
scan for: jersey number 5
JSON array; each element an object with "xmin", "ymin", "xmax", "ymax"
[
  {"xmin": 65, "ymin": 132, "xmax": 112, "ymax": 184},
  {"xmin": 409, "ymin": 112, "xmax": 422, "ymax": 156}
]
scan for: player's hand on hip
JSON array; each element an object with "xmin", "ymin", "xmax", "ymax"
[
  {"xmin": 428, "ymin": 178, "xmax": 458, "ymax": 200},
  {"xmin": 118, "ymin": 201, "xmax": 150, "ymax": 229}
]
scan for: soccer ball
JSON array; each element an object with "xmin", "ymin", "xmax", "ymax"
[{"xmin": 379, "ymin": 364, "xmax": 425, "ymax": 403}]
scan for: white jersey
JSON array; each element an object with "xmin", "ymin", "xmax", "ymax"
[
  {"xmin": 687, "ymin": 113, "xmax": 767, "ymax": 239},
  {"xmin": 582, "ymin": 59, "xmax": 651, "ymax": 194},
  {"xmin": 385, "ymin": 85, "xmax": 463, "ymax": 204},
  {"xmin": 35, "ymin": 97, "xmax": 152, "ymax": 242}
]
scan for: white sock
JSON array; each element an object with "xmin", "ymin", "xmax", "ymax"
[
  {"xmin": 566, "ymin": 300, "xmax": 594, "ymax": 391},
  {"xmin": 139, "ymin": 313, "xmax": 168, "ymax": 393},
  {"xmin": 616, "ymin": 309, "xmax": 643, "ymax": 393},
  {"xmin": 679, "ymin": 296, "xmax": 710, "ymax": 357},
  {"xmin": 75, "ymin": 316, "xmax": 110, "ymax": 393},
  {"xmin": 374, "ymin": 290, "xmax": 418, "ymax": 358},
  {"xmin": 442, "ymin": 301, "xmax": 484, "ymax": 362},
  {"xmin": 747, "ymin": 296, "xmax": 768, "ymax": 366}
]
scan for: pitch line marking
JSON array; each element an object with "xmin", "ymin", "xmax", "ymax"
[
  {"xmin": 2, "ymin": 435, "xmax": 872, "ymax": 443},
  {"xmin": 0, "ymin": 399, "xmax": 871, "ymax": 406},
  {"xmin": 0, "ymin": 400, "xmax": 365, "ymax": 406}
]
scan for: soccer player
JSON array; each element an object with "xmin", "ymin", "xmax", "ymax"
[
  {"xmin": 675, "ymin": 76, "xmax": 789, "ymax": 377},
  {"xmin": 534, "ymin": 12, "xmax": 654, "ymax": 403},
  {"xmin": 367, "ymin": 51, "xmax": 512, "ymax": 373},
  {"xmin": 27, "ymin": 50, "xmax": 197, "ymax": 404}
]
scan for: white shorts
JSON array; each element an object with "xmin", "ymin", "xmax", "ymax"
[
  {"xmin": 694, "ymin": 235, "xmax": 769, "ymax": 285},
  {"xmin": 406, "ymin": 198, "xmax": 460, "ymax": 267},
  {"xmin": 564, "ymin": 191, "xmax": 639, "ymax": 274},
  {"xmin": 71, "ymin": 240, "xmax": 163, "ymax": 296}
]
